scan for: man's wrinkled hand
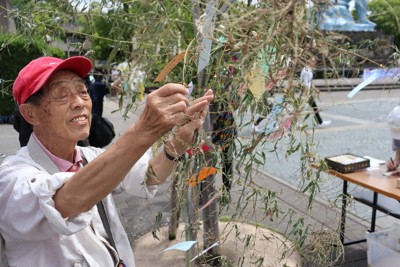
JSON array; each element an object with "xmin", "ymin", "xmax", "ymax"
[
  {"xmin": 136, "ymin": 83, "xmax": 189, "ymax": 139},
  {"xmin": 167, "ymin": 89, "xmax": 214, "ymax": 155}
]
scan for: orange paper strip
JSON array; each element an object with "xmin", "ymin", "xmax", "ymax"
[
  {"xmin": 187, "ymin": 167, "xmax": 217, "ymax": 187},
  {"xmin": 154, "ymin": 51, "xmax": 187, "ymax": 82}
]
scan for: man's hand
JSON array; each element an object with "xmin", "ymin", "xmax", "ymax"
[
  {"xmin": 136, "ymin": 83, "xmax": 189, "ymax": 140},
  {"xmin": 386, "ymin": 157, "xmax": 399, "ymax": 172},
  {"xmin": 166, "ymin": 89, "xmax": 214, "ymax": 156}
]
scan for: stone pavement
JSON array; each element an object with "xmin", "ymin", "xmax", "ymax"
[{"xmin": 1, "ymin": 87, "xmax": 400, "ymax": 266}]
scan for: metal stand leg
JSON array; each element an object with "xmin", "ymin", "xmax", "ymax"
[
  {"xmin": 340, "ymin": 180, "xmax": 348, "ymax": 244},
  {"xmin": 341, "ymin": 180, "xmax": 369, "ymax": 246},
  {"xmin": 370, "ymin": 192, "xmax": 378, "ymax": 233}
]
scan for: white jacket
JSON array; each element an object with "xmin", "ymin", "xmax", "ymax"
[{"xmin": 0, "ymin": 136, "xmax": 157, "ymax": 267}]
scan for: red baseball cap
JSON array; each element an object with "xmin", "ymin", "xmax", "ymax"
[{"xmin": 13, "ymin": 56, "xmax": 93, "ymax": 105}]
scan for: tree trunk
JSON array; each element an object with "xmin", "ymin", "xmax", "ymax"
[
  {"xmin": 185, "ymin": 186, "xmax": 198, "ymax": 263},
  {"xmin": 199, "ymin": 70, "xmax": 221, "ymax": 262},
  {"xmin": 192, "ymin": 0, "xmax": 221, "ymax": 264},
  {"xmin": 168, "ymin": 176, "xmax": 180, "ymax": 240}
]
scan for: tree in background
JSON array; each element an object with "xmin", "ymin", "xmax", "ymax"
[
  {"xmin": 369, "ymin": 0, "xmax": 400, "ymax": 48},
  {"xmin": 0, "ymin": 34, "xmax": 63, "ymax": 117},
  {"xmin": 79, "ymin": 1, "xmax": 134, "ymax": 62}
]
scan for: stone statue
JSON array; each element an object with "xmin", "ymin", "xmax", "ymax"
[{"xmin": 317, "ymin": 0, "xmax": 376, "ymax": 31}]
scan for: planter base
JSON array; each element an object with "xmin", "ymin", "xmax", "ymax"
[{"xmin": 132, "ymin": 221, "xmax": 301, "ymax": 266}]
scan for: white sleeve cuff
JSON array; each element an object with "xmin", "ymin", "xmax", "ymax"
[{"xmin": 29, "ymin": 172, "xmax": 93, "ymax": 236}]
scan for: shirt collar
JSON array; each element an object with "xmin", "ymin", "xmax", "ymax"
[{"xmin": 32, "ymin": 133, "xmax": 83, "ymax": 172}]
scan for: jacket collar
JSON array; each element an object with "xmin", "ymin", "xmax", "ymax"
[{"xmin": 27, "ymin": 135, "xmax": 64, "ymax": 175}]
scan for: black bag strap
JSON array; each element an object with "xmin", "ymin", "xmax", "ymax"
[
  {"xmin": 81, "ymin": 157, "xmax": 118, "ymax": 253},
  {"xmin": 96, "ymin": 201, "xmax": 117, "ymax": 251}
]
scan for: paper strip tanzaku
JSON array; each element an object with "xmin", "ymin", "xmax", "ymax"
[
  {"xmin": 160, "ymin": 241, "xmax": 197, "ymax": 253},
  {"xmin": 154, "ymin": 51, "xmax": 187, "ymax": 82},
  {"xmin": 187, "ymin": 167, "xmax": 218, "ymax": 187},
  {"xmin": 248, "ymin": 64, "xmax": 265, "ymax": 101},
  {"xmin": 347, "ymin": 71, "xmax": 379, "ymax": 98}
]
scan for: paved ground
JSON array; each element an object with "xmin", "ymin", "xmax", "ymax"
[{"xmin": 1, "ymin": 86, "xmax": 400, "ymax": 266}]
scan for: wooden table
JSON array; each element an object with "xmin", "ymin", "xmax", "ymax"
[{"xmin": 317, "ymin": 164, "xmax": 400, "ymax": 245}]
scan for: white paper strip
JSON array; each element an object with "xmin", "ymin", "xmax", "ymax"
[
  {"xmin": 197, "ymin": 0, "xmax": 218, "ymax": 73},
  {"xmin": 347, "ymin": 71, "xmax": 379, "ymax": 98},
  {"xmin": 190, "ymin": 241, "xmax": 220, "ymax": 262},
  {"xmin": 160, "ymin": 241, "xmax": 197, "ymax": 253}
]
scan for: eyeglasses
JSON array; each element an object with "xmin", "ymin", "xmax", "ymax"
[{"xmin": 45, "ymin": 80, "xmax": 90, "ymax": 104}]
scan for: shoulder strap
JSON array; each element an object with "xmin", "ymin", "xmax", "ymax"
[
  {"xmin": 0, "ymin": 232, "xmax": 8, "ymax": 267},
  {"xmin": 96, "ymin": 201, "xmax": 117, "ymax": 251},
  {"xmin": 81, "ymin": 157, "xmax": 118, "ymax": 253}
]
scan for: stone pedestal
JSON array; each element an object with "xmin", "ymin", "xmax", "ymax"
[
  {"xmin": 314, "ymin": 31, "xmax": 395, "ymax": 78},
  {"xmin": 334, "ymin": 31, "xmax": 394, "ymax": 68}
]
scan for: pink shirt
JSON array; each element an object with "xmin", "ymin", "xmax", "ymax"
[{"xmin": 32, "ymin": 133, "xmax": 83, "ymax": 172}]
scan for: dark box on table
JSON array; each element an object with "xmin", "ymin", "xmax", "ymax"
[{"xmin": 325, "ymin": 153, "xmax": 370, "ymax": 173}]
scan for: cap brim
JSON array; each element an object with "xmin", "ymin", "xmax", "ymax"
[{"xmin": 54, "ymin": 56, "xmax": 93, "ymax": 78}]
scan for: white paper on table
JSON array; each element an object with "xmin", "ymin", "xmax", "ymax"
[{"xmin": 363, "ymin": 155, "xmax": 385, "ymax": 169}]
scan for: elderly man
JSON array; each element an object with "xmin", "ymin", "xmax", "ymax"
[
  {"xmin": 0, "ymin": 56, "xmax": 213, "ymax": 266},
  {"xmin": 300, "ymin": 57, "xmax": 331, "ymax": 127}
]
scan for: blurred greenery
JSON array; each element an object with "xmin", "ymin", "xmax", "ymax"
[
  {"xmin": 0, "ymin": 34, "xmax": 63, "ymax": 115},
  {"xmin": 369, "ymin": 0, "xmax": 400, "ymax": 48}
]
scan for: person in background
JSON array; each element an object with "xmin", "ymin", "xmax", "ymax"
[
  {"xmin": 0, "ymin": 56, "xmax": 213, "ymax": 266},
  {"xmin": 212, "ymin": 88, "xmax": 237, "ymax": 198},
  {"xmin": 110, "ymin": 68, "xmax": 123, "ymax": 96},
  {"xmin": 89, "ymin": 73, "xmax": 109, "ymax": 117},
  {"xmin": 300, "ymin": 57, "xmax": 331, "ymax": 127},
  {"xmin": 211, "ymin": 64, "xmax": 241, "ymax": 205},
  {"xmin": 252, "ymin": 90, "xmax": 274, "ymax": 133},
  {"xmin": 13, "ymin": 105, "xmax": 32, "ymax": 147},
  {"xmin": 386, "ymin": 106, "xmax": 400, "ymax": 173},
  {"xmin": 84, "ymin": 74, "xmax": 92, "ymax": 89}
]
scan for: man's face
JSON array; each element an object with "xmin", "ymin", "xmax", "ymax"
[{"xmin": 33, "ymin": 70, "xmax": 92, "ymax": 144}]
